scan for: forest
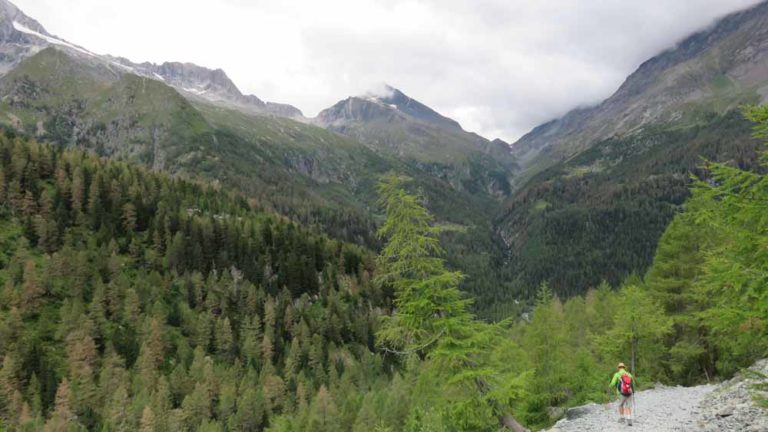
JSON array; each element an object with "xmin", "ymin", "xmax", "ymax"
[{"xmin": 0, "ymin": 105, "xmax": 767, "ymax": 431}]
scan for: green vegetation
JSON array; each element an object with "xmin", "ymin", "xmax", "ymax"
[
  {"xmin": 0, "ymin": 104, "xmax": 767, "ymax": 431},
  {"xmin": 509, "ymin": 105, "xmax": 768, "ymax": 427},
  {"xmin": 497, "ymin": 109, "xmax": 762, "ymax": 300},
  {"xmin": 0, "ymin": 135, "xmax": 386, "ymax": 430},
  {"xmin": 0, "ymin": 48, "xmax": 515, "ymax": 320}
]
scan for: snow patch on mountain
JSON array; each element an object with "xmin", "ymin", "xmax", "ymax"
[
  {"xmin": 12, "ymin": 21, "xmax": 95, "ymax": 57},
  {"xmin": 109, "ymin": 61, "xmax": 136, "ymax": 72},
  {"xmin": 183, "ymin": 87, "xmax": 208, "ymax": 96}
]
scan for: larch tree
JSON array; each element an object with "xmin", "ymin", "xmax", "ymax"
[{"xmin": 374, "ymin": 174, "xmax": 528, "ymax": 431}]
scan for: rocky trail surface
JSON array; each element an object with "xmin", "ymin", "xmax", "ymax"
[{"xmin": 547, "ymin": 360, "xmax": 768, "ymax": 432}]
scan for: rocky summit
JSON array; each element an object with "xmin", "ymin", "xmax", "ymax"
[{"xmin": 315, "ymin": 85, "xmax": 516, "ymax": 197}]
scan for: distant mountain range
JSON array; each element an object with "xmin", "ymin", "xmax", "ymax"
[
  {"xmin": 0, "ymin": 0, "xmax": 516, "ymax": 313},
  {"xmin": 316, "ymin": 86, "xmax": 517, "ymax": 197}
]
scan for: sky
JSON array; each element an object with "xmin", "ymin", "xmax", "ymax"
[{"xmin": 12, "ymin": 0, "xmax": 763, "ymax": 142}]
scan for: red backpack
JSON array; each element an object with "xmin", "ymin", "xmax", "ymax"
[{"xmin": 619, "ymin": 373, "xmax": 633, "ymax": 396}]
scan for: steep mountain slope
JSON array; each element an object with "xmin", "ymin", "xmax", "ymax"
[
  {"xmin": 0, "ymin": 134, "xmax": 390, "ymax": 431},
  {"xmin": 497, "ymin": 1, "xmax": 768, "ymax": 298},
  {"xmin": 316, "ymin": 86, "xmax": 517, "ymax": 197},
  {"xmin": 0, "ymin": 48, "xmax": 383, "ymax": 238},
  {"xmin": 0, "ymin": 46, "xmax": 513, "ymax": 319},
  {"xmin": 512, "ymin": 0, "xmax": 768, "ymax": 176},
  {"xmin": 0, "ymin": 0, "xmax": 302, "ymax": 119},
  {"xmin": 0, "ymin": 0, "xmax": 60, "ymax": 74},
  {"xmin": 118, "ymin": 59, "xmax": 305, "ymax": 119}
]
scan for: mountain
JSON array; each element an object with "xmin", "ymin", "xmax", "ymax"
[
  {"xmin": 496, "ymin": 1, "xmax": 768, "ymax": 298},
  {"xmin": 0, "ymin": 0, "xmax": 515, "ymax": 319},
  {"xmin": 0, "ymin": 0, "xmax": 65, "ymax": 74},
  {"xmin": 115, "ymin": 59, "xmax": 306, "ymax": 119},
  {"xmin": 511, "ymin": 1, "xmax": 768, "ymax": 175},
  {"xmin": 0, "ymin": 0, "xmax": 303, "ymax": 119},
  {"xmin": 0, "ymin": 47, "xmax": 382, "ymax": 232},
  {"xmin": 316, "ymin": 85, "xmax": 517, "ymax": 197}
]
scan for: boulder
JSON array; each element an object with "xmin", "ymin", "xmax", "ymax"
[{"xmin": 565, "ymin": 403, "xmax": 601, "ymax": 420}]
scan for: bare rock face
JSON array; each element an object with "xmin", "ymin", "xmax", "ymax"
[
  {"xmin": 264, "ymin": 102, "xmax": 304, "ymax": 119},
  {"xmin": 152, "ymin": 62, "xmax": 252, "ymax": 103}
]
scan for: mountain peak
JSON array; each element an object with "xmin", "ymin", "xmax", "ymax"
[{"xmin": 355, "ymin": 85, "xmax": 463, "ymax": 131}]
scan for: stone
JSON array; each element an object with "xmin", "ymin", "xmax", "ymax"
[
  {"xmin": 716, "ymin": 406, "xmax": 734, "ymax": 418},
  {"xmin": 564, "ymin": 403, "xmax": 600, "ymax": 420},
  {"xmin": 548, "ymin": 406, "xmax": 567, "ymax": 421}
]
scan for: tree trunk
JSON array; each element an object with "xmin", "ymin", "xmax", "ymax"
[
  {"xmin": 500, "ymin": 413, "xmax": 529, "ymax": 432},
  {"xmin": 474, "ymin": 377, "xmax": 529, "ymax": 431},
  {"xmin": 630, "ymin": 321, "xmax": 638, "ymax": 374}
]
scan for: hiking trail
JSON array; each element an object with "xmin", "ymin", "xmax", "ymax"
[{"xmin": 546, "ymin": 359, "xmax": 768, "ymax": 432}]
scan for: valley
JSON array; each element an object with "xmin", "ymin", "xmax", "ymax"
[{"xmin": 0, "ymin": 0, "xmax": 767, "ymax": 430}]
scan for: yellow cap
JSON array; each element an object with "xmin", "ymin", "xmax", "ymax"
[{"xmin": 618, "ymin": 362, "xmax": 626, "ymax": 369}]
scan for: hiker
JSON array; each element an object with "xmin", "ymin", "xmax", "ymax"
[{"xmin": 609, "ymin": 362, "xmax": 635, "ymax": 426}]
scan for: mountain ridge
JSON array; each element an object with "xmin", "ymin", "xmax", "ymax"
[
  {"xmin": 314, "ymin": 85, "xmax": 517, "ymax": 198},
  {"xmin": 0, "ymin": 0, "xmax": 304, "ymax": 119},
  {"xmin": 511, "ymin": 0, "xmax": 768, "ymax": 175},
  {"xmin": 496, "ymin": 0, "xmax": 768, "ymax": 299}
]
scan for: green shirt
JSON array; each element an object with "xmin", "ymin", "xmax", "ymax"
[{"xmin": 609, "ymin": 369, "xmax": 635, "ymax": 395}]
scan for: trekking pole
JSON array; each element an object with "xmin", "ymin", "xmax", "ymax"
[{"xmin": 633, "ymin": 392, "xmax": 637, "ymax": 421}]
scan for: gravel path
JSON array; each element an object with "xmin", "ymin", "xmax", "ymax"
[
  {"xmin": 547, "ymin": 384, "xmax": 717, "ymax": 432},
  {"xmin": 547, "ymin": 359, "xmax": 768, "ymax": 432}
]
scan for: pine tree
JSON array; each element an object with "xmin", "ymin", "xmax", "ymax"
[
  {"xmin": 0, "ymin": 354, "xmax": 20, "ymax": 417},
  {"xmin": 229, "ymin": 387, "xmax": 265, "ymax": 432},
  {"xmin": 103, "ymin": 383, "xmax": 131, "ymax": 432},
  {"xmin": 374, "ymin": 175, "xmax": 527, "ymax": 430},
  {"xmin": 44, "ymin": 378, "xmax": 84, "ymax": 432},
  {"xmin": 21, "ymin": 259, "xmax": 45, "ymax": 314},
  {"xmin": 139, "ymin": 405, "xmax": 156, "ymax": 432},
  {"xmin": 214, "ymin": 316, "xmax": 234, "ymax": 360},
  {"xmin": 306, "ymin": 385, "xmax": 338, "ymax": 432}
]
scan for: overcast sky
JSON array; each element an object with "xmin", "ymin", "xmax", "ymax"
[{"xmin": 12, "ymin": 0, "xmax": 763, "ymax": 141}]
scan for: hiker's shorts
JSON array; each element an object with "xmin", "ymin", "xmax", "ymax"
[{"xmin": 619, "ymin": 394, "xmax": 633, "ymax": 407}]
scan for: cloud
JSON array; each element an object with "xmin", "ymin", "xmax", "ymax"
[{"xmin": 12, "ymin": 0, "xmax": 763, "ymax": 141}]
